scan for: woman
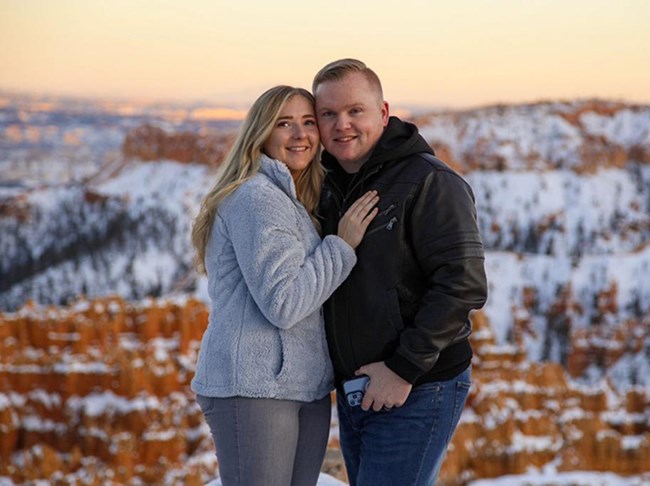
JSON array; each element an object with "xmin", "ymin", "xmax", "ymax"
[{"xmin": 190, "ymin": 86, "xmax": 379, "ymax": 486}]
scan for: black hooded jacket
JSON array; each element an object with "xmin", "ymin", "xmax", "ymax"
[{"xmin": 320, "ymin": 117, "xmax": 488, "ymax": 386}]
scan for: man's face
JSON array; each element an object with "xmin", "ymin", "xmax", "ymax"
[{"xmin": 315, "ymin": 72, "xmax": 389, "ymax": 171}]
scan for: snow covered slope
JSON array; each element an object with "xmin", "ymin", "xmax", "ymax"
[
  {"xmin": 2, "ymin": 98, "xmax": 649, "ymax": 389},
  {"xmin": 1, "ymin": 96, "xmax": 649, "ymax": 485}
]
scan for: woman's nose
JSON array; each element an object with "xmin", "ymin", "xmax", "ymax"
[{"xmin": 292, "ymin": 125, "xmax": 306, "ymax": 138}]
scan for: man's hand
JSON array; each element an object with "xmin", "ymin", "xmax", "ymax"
[{"xmin": 356, "ymin": 361, "xmax": 413, "ymax": 412}]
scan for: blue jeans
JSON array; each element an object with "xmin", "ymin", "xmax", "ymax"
[
  {"xmin": 337, "ymin": 366, "xmax": 471, "ymax": 486},
  {"xmin": 196, "ymin": 394, "xmax": 331, "ymax": 486}
]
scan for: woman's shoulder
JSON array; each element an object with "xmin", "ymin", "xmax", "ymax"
[{"xmin": 220, "ymin": 172, "xmax": 288, "ymax": 217}]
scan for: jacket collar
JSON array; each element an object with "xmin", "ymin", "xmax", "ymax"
[{"xmin": 258, "ymin": 154, "xmax": 297, "ymax": 200}]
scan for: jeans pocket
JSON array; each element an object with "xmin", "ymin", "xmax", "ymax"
[
  {"xmin": 415, "ymin": 381, "xmax": 442, "ymax": 392},
  {"xmin": 195, "ymin": 394, "xmax": 216, "ymax": 415},
  {"xmin": 445, "ymin": 380, "xmax": 471, "ymax": 444},
  {"xmin": 456, "ymin": 380, "xmax": 471, "ymax": 391},
  {"xmin": 405, "ymin": 382, "xmax": 442, "ymax": 411}
]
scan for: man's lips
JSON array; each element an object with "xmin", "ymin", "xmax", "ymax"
[{"xmin": 334, "ymin": 136, "xmax": 357, "ymax": 143}]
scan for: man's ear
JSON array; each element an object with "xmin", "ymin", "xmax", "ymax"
[{"xmin": 381, "ymin": 101, "xmax": 390, "ymax": 127}]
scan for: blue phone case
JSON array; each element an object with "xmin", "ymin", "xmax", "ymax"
[{"xmin": 342, "ymin": 375, "xmax": 370, "ymax": 407}]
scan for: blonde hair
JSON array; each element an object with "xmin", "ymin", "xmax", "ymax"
[
  {"xmin": 312, "ymin": 58, "xmax": 383, "ymax": 99},
  {"xmin": 191, "ymin": 86, "xmax": 324, "ymax": 275}
]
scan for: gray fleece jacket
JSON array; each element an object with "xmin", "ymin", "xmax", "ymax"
[{"xmin": 191, "ymin": 154, "xmax": 357, "ymax": 402}]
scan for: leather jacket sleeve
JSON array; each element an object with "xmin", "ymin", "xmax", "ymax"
[{"xmin": 384, "ymin": 169, "xmax": 488, "ymax": 383}]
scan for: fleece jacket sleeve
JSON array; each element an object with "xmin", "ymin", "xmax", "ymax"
[{"xmin": 226, "ymin": 184, "xmax": 357, "ymax": 329}]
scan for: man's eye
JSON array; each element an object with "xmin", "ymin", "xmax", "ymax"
[
  {"xmin": 350, "ymin": 108, "xmax": 362, "ymax": 115},
  {"xmin": 320, "ymin": 111, "xmax": 334, "ymax": 118}
]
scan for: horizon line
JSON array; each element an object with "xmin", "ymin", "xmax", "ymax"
[{"xmin": 1, "ymin": 88, "xmax": 648, "ymax": 120}]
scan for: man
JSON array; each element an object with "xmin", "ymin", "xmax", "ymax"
[{"xmin": 313, "ymin": 59, "xmax": 488, "ymax": 485}]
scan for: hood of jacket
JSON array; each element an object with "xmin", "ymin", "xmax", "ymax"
[{"xmin": 321, "ymin": 116, "xmax": 434, "ymax": 181}]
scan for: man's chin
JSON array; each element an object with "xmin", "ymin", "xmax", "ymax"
[{"xmin": 329, "ymin": 150, "xmax": 358, "ymax": 164}]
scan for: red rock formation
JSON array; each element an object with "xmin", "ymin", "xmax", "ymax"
[
  {"xmin": 629, "ymin": 144, "xmax": 650, "ymax": 163},
  {"xmin": 419, "ymin": 100, "xmax": 650, "ymax": 173},
  {"xmin": 556, "ymin": 100, "xmax": 628, "ymax": 127},
  {"xmin": 435, "ymin": 311, "xmax": 650, "ymax": 485},
  {"xmin": 427, "ymin": 140, "xmax": 466, "ymax": 174},
  {"xmin": 122, "ymin": 124, "xmax": 236, "ymax": 166},
  {"xmin": 1, "ymin": 299, "xmax": 648, "ymax": 484},
  {"xmin": 0, "ymin": 296, "xmax": 216, "ymax": 482},
  {"xmin": 568, "ymin": 318, "xmax": 647, "ymax": 379},
  {"xmin": 0, "ymin": 194, "xmax": 31, "ymax": 222}
]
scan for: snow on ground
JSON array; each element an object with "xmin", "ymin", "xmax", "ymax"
[
  {"xmin": 469, "ymin": 471, "xmax": 650, "ymax": 486},
  {"xmin": 203, "ymin": 470, "xmax": 650, "ymax": 486},
  {"xmin": 205, "ymin": 473, "xmax": 347, "ymax": 485}
]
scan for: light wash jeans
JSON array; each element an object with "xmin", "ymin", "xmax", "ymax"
[
  {"xmin": 337, "ymin": 366, "xmax": 471, "ymax": 486},
  {"xmin": 196, "ymin": 394, "xmax": 331, "ymax": 486}
]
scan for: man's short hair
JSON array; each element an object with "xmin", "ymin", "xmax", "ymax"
[{"xmin": 312, "ymin": 58, "xmax": 384, "ymax": 99}]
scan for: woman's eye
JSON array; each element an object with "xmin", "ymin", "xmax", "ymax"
[
  {"xmin": 277, "ymin": 121, "xmax": 290, "ymax": 127},
  {"xmin": 305, "ymin": 119, "xmax": 317, "ymax": 126}
]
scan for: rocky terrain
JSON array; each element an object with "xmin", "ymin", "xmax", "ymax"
[
  {"xmin": 1, "ymin": 96, "xmax": 649, "ymax": 484},
  {"xmin": 0, "ymin": 300, "xmax": 648, "ymax": 484}
]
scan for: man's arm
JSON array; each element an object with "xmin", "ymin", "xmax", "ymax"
[
  {"xmin": 358, "ymin": 168, "xmax": 487, "ymax": 410},
  {"xmin": 385, "ymin": 168, "xmax": 487, "ymax": 383}
]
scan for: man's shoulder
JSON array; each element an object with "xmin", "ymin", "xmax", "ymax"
[
  {"xmin": 380, "ymin": 152, "xmax": 460, "ymax": 181},
  {"xmin": 378, "ymin": 153, "xmax": 475, "ymax": 201},
  {"xmin": 410, "ymin": 152, "xmax": 457, "ymax": 175}
]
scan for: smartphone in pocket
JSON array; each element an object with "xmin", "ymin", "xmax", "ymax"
[{"xmin": 342, "ymin": 375, "xmax": 370, "ymax": 407}]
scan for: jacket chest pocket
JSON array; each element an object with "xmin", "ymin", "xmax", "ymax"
[{"xmin": 365, "ymin": 199, "xmax": 401, "ymax": 238}]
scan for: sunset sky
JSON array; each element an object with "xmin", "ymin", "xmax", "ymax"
[{"xmin": 1, "ymin": 0, "xmax": 649, "ymax": 110}]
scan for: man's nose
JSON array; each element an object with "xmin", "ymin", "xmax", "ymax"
[{"xmin": 334, "ymin": 115, "xmax": 351, "ymax": 130}]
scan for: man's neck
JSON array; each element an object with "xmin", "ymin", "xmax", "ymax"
[{"xmin": 339, "ymin": 157, "xmax": 368, "ymax": 175}]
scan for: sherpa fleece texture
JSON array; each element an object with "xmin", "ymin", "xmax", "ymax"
[{"xmin": 191, "ymin": 155, "xmax": 357, "ymax": 402}]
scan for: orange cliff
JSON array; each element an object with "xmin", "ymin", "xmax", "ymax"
[
  {"xmin": 420, "ymin": 100, "xmax": 650, "ymax": 174},
  {"xmin": 121, "ymin": 124, "xmax": 236, "ymax": 166},
  {"xmin": 0, "ymin": 296, "xmax": 211, "ymax": 485},
  {"xmin": 442, "ymin": 311, "xmax": 650, "ymax": 485},
  {"xmin": 0, "ymin": 298, "xmax": 649, "ymax": 484}
]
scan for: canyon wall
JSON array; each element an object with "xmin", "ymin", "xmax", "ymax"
[
  {"xmin": 122, "ymin": 124, "xmax": 235, "ymax": 166},
  {"xmin": 1, "ymin": 298, "xmax": 648, "ymax": 484}
]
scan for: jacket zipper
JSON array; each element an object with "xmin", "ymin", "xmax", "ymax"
[
  {"xmin": 380, "ymin": 203, "xmax": 397, "ymax": 217},
  {"xmin": 364, "ymin": 215, "xmax": 399, "ymax": 238}
]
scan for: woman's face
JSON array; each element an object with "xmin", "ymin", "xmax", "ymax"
[{"xmin": 262, "ymin": 95, "xmax": 319, "ymax": 181}]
